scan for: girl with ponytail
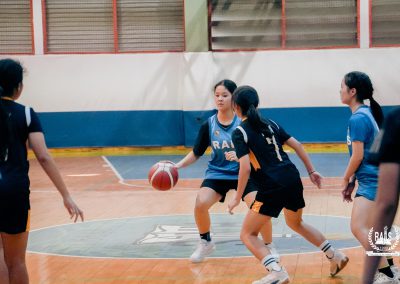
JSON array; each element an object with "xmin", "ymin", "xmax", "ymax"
[
  {"xmin": 0, "ymin": 58, "xmax": 83, "ymax": 284},
  {"xmin": 340, "ymin": 72, "xmax": 398, "ymax": 281},
  {"xmin": 228, "ymin": 86, "xmax": 348, "ymax": 284}
]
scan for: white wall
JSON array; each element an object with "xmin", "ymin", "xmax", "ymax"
[
  {"xmin": 8, "ymin": 48, "xmax": 400, "ymax": 113},
  {"xmin": 3, "ymin": 0, "xmax": 399, "ymax": 113}
]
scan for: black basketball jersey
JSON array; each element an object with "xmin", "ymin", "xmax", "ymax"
[
  {"xmin": 232, "ymin": 118, "xmax": 296, "ymax": 187},
  {"xmin": 369, "ymin": 107, "xmax": 400, "ymax": 165},
  {"xmin": 0, "ymin": 99, "xmax": 42, "ymax": 196}
]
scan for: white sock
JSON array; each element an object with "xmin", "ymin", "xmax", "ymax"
[
  {"xmin": 319, "ymin": 240, "xmax": 334, "ymax": 259},
  {"xmin": 261, "ymin": 255, "xmax": 281, "ymax": 272},
  {"xmin": 266, "ymin": 242, "xmax": 276, "ymax": 249}
]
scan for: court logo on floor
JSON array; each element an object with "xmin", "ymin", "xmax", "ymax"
[{"xmin": 28, "ymin": 214, "xmax": 358, "ymax": 259}]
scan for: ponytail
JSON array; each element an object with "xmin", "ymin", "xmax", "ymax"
[
  {"xmin": 246, "ymin": 105, "xmax": 273, "ymax": 137},
  {"xmin": 369, "ymin": 97, "xmax": 384, "ymax": 128},
  {"xmin": 344, "ymin": 71, "xmax": 384, "ymax": 128}
]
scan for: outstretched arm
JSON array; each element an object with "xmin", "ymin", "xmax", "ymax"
[
  {"xmin": 285, "ymin": 137, "xmax": 322, "ymax": 188},
  {"xmin": 29, "ymin": 132, "xmax": 84, "ymax": 222},
  {"xmin": 228, "ymin": 154, "xmax": 251, "ymax": 214},
  {"xmin": 175, "ymin": 151, "xmax": 199, "ymax": 169},
  {"xmin": 176, "ymin": 121, "xmax": 209, "ymax": 169}
]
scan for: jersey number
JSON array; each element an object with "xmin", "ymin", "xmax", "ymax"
[{"xmin": 265, "ymin": 135, "xmax": 283, "ymax": 162}]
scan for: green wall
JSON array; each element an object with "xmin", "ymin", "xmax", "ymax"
[{"xmin": 184, "ymin": 0, "xmax": 209, "ymax": 52}]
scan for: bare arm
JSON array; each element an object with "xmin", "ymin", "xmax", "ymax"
[
  {"xmin": 29, "ymin": 132, "xmax": 84, "ymax": 222},
  {"xmin": 175, "ymin": 151, "xmax": 199, "ymax": 169},
  {"xmin": 362, "ymin": 163, "xmax": 400, "ymax": 283},
  {"xmin": 341, "ymin": 141, "xmax": 363, "ymax": 202},
  {"xmin": 343, "ymin": 141, "xmax": 364, "ymax": 183},
  {"xmin": 228, "ymin": 154, "xmax": 251, "ymax": 214},
  {"xmin": 285, "ymin": 137, "xmax": 322, "ymax": 188}
]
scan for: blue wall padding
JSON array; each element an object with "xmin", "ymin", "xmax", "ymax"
[
  {"xmin": 38, "ymin": 110, "xmax": 184, "ymax": 147},
  {"xmin": 38, "ymin": 106, "xmax": 398, "ymax": 147}
]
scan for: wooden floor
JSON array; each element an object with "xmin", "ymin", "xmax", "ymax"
[{"xmin": 26, "ymin": 156, "xmax": 400, "ymax": 284}]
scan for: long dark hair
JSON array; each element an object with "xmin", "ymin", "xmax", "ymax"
[
  {"xmin": 344, "ymin": 71, "xmax": 384, "ymax": 128},
  {"xmin": 214, "ymin": 79, "xmax": 237, "ymax": 94},
  {"xmin": 0, "ymin": 59, "xmax": 24, "ymax": 162},
  {"xmin": 233, "ymin": 85, "xmax": 273, "ymax": 136}
]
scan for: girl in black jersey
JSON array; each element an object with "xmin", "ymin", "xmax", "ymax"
[
  {"xmin": 0, "ymin": 59, "xmax": 83, "ymax": 284},
  {"xmin": 228, "ymin": 86, "xmax": 348, "ymax": 284}
]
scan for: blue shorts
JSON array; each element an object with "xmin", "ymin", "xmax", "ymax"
[{"xmin": 355, "ymin": 181, "xmax": 377, "ymax": 201}]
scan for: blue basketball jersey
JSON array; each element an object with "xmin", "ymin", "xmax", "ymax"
[
  {"xmin": 205, "ymin": 114, "xmax": 240, "ymax": 179},
  {"xmin": 347, "ymin": 105, "xmax": 379, "ymax": 186}
]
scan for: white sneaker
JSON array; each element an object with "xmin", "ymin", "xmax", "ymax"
[
  {"xmin": 266, "ymin": 243, "xmax": 281, "ymax": 263},
  {"xmin": 252, "ymin": 267, "xmax": 290, "ymax": 284},
  {"xmin": 190, "ymin": 239, "xmax": 215, "ymax": 263},
  {"xmin": 373, "ymin": 272, "xmax": 398, "ymax": 284},
  {"xmin": 328, "ymin": 249, "xmax": 349, "ymax": 276},
  {"xmin": 391, "ymin": 266, "xmax": 400, "ymax": 281}
]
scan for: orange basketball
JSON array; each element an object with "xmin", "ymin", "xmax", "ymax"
[{"xmin": 148, "ymin": 161, "xmax": 179, "ymax": 191}]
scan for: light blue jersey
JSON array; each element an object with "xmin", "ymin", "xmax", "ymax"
[
  {"xmin": 347, "ymin": 105, "xmax": 379, "ymax": 200},
  {"xmin": 205, "ymin": 114, "xmax": 240, "ymax": 179}
]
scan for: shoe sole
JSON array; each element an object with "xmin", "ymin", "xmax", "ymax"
[
  {"xmin": 280, "ymin": 278, "xmax": 290, "ymax": 284},
  {"xmin": 252, "ymin": 277, "xmax": 290, "ymax": 284},
  {"xmin": 330, "ymin": 256, "xmax": 349, "ymax": 277}
]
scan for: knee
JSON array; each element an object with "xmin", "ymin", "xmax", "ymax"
[
  {"xmin": 350, "ymin": 223, "xmax": 365, "ymax": 241},
  {"xmin": 286, "ymin": 219, "xmax": 302, "ymax": 232},
  {"xmin": 194, "ymin": 196, "xmax": 210, "ymax": 212},
  {"xmin": 240, "ymin": 230, "xmax": 249, "ymax": 245},
  {"xmin": 240, "ymin": 229, "xmax": 257, "ymax": 245},
  {"xmin": 4, "ymin": 257, "xmax": 25, "ymax": 273}
]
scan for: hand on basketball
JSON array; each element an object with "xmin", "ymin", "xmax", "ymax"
[
  {"xmin": 225, "ymin": 151, "xmax": 238, "ymax": 162},
  {"xmin": 227, "ymin": 196, "xmax": 240, "ymax": 215},
  {"xmin": 309, "ymin": 171, "xmax": 322, "ymax": 189},
  {"xmin": 342, "ymin": 179, "xmax": 355, "ymax": 203},
  {"xmin": 63, "ymin": 195, "xmax": 84, "ymax": 222}
]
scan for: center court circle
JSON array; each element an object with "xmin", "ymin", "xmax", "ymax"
[{"xmin": 28, "ymin": 214, "xmax": 358, "ymax": 259}]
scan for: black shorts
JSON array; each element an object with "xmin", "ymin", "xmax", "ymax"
[
  {"xmin": 0, "ymin": 194, "xmax": 30, "ymax": 234},
  {"xmin": 201, "ymin": 179, "xmax": 257, "ymax": 203},
  {"xmin": 248, "ymin": 175, "xmax": 305, "ymax": 218}
]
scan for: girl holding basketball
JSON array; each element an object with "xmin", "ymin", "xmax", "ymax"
[
  {"xmin": 0, "ymin": 58, "xmax": 84, "ymax": 284},
  {"xmin": 228, "ymin": 86, "xmax": 348, "ymax": 284},
  {"xmin": 340, "ymin": 71, "xmax": 398, "ymax": 283},
  {"xmin": 175, "ymin": 79, "xmax": 276, "ymax": 263}
]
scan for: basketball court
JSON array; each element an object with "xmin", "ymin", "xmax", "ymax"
[
  {"xmin": 1, "ymin": 1, "xmax": 399, "ymax": 283},
  {"xmin": 25, "ymin": 149, "xmax": 400, "ymax": 283}
]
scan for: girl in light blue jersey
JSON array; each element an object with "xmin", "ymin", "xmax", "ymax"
[
  {"xmin": 176, "ymin": 80, "xmax": 275, "ymax": 263},
  {"xmin": 340, "ymin": 71, "xmax": 397, "ymax": 283}
]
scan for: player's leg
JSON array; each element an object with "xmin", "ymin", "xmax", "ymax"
[
  {"xmin": 241, "ymin": 209, "xmax": 289, "ymax": 284},
  {"xmin": 1, "ymin": 232, "xmax": 29, "ymax": 284},
  {"xmin": 284, "ymin": 208, "xmax": 348, "ymax": 276},
  {"xmin": 194, "ymin": 187, "xmax": 221, "ymax": 234},
  {"xmin": 190, "ymin": 186, "xmax": 221, "ymax": 263},
  {"xmin": 0, "ymin": 237, "xmax": 9, "ymax": 283},
  {"xmin": 351, "ymin": 196, "xmax": 395, "ymax": 281},
  {"xmin": 243, "ymin": 191, "xmax": 279, "ymax": 262}
]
